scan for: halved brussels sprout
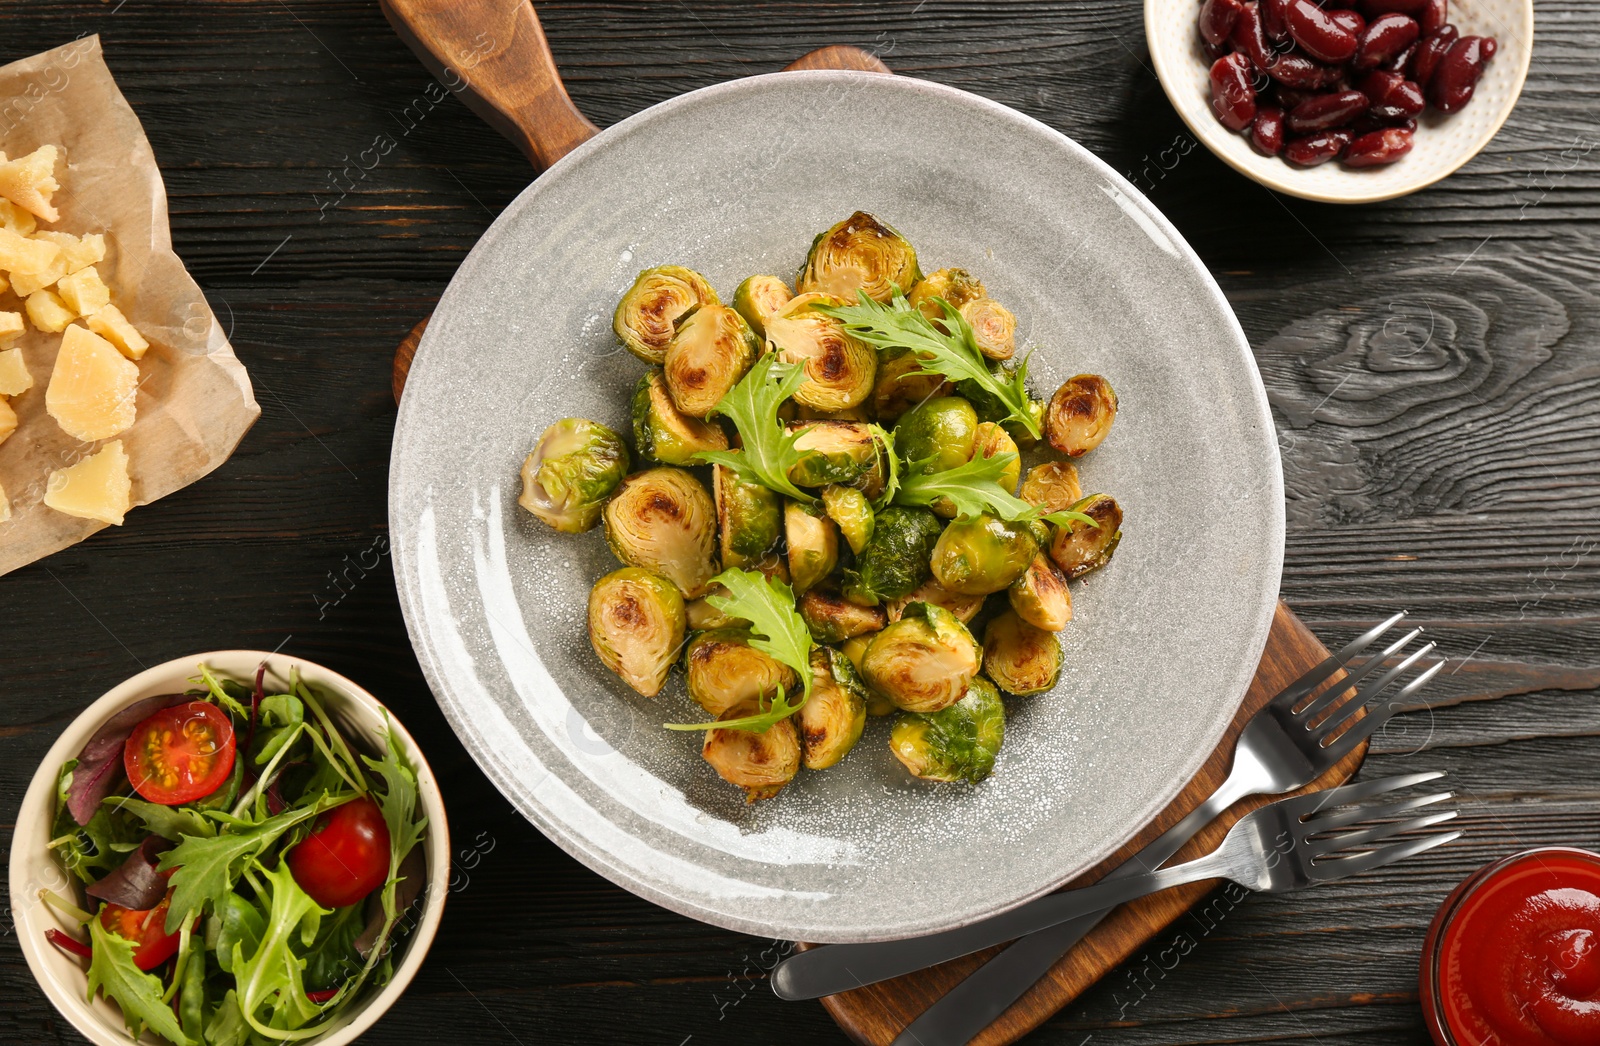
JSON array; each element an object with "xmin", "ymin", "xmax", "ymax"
[
  {"xmin": 872, "ymin": 345, "xmax": 954, "ymax": 422},
  {"xmin": 838, "ymin": 633, "xmax": 896, "ymax": 716},
  {"xmin": 787, "ymin": 421, "xmax": 879, "ymax": 488},
  {"xmin": 907, "ymin": 267, "xmax": 986, "ymax": 319},
  {"xmin": 702, "ymin": 706, "xmax": 800, "ymax": 803},
  {"xmin": 632, "ymin": 370, "xmax": 729, "ymax": 467},
  {"xmin": 1008, "ymin": 553, "xmax": 1072, "ymax": 632},
  {"xmin": 960, "ymin": 297, "xmax": 1017, "ymax": 361},
  {"xmin": 795, "ymin": 403, "xmax": 872, "ymax": 422},
  {"xmin": 518, "ymin": 418, "xmax": 630, "ymax": 533},
  {"xmin": 1045, "ymin": 374, "xmax": 1118, "ymax": 457},
  {"xmin": 797, "ymin": 648, "xmax": 868, "ymax": 770},
  {"xmin": 799, "ymin": 588, "xmax": 886, "ymax": 644},
  {"xmin": 603, "ymin": 467, "xmax": 718, "ymax": 598},
  {"xmin": 886, "ymin": 576, "xmax": 985, "ymax": 625},
  {"xmin": 766, "ymin": 292, "xmax": 877, "ymax": 411},
  {"xmin": 840, "ymin": 505, "xmax": 943, "ymax": 606},
  {"xmin": 714, "ymin": 465, "xmax": 782, "ymax": 573},
  {"xmin": 796, "ymin": 211, "xmax": 921, "ymax": 304},
  {"xmin": 685, "ymin": 628, "xmax": 798, "ymax": 717},
  {"xmin": 686, "ymin": 588, "xmax": 748, "ymax": 631},
  {"xmin": 785, "ymin": 501, "xmax": 839, "ymax": 596},
  {"xmin": 972, "ymin": 421, "xmax": 1021, "ymax": 494},
  {"xmin": 821, "ymin": 484, "xmax": 874, "ymax": 555},
  {"xmin": 613, "ymin": 265, "xmax": 720, "ymax": 364},
  {"xmin": 1019, "ymin": 461, "xmax": 1082, "ymax": 513},
  {"xmin": 930, "ymin": 514, "xmax": 1040, "ymax": 596},
  {"xmin": 862, "ymin": 601, "xmax": 982, "ymax": 713},
  {"xmin": 984, "ymin": 609, "xmax": 1062, "ymax": 695},
  {"xmin": 587, "ymin": 567, "xmax": 686, "ymax": 697},
  {"xmin": 889, "ymin": 676, "xmax": 1005, "ymax": 784},
  {"xmin": 732, "ymin": 273, "xmax": 793, "ymax": 339},
  {"xmin": 664, "ymin": 305, "xmax": 760, "ymax": 418},
  {"xmin": 1048, "ymin": 493, "xmax": 1123, "ymax": 579}
]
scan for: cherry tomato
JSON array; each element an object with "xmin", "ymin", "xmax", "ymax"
[
  {"xmin": 287, "ymin": 796, "xmax": 391, "ymax": 908},
  {"xmin": 123, "ymin": 701, "xmax": 237, "ymax": 806},
  {"xmin": 99, "ymin": 891, "xmax": 182, "ymax": 971}
]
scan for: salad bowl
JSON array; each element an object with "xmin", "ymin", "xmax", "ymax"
[{"xmin": 9, "ymin": 652, "xmax": 450, "ymax": 1046}]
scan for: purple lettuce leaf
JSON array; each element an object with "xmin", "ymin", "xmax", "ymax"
[
  {"xmin": 85, "ymin": 835, "xmax": 174, "ymax": 911},
  {"xmin": 67, "ymin": 694, "xmax": 188, "ymax": 826}
]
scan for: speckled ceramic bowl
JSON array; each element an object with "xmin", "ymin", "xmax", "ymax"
[
  {"xmin": 9, "ymin": 653, "xmax": 449, "ymax": 1046},
  {"xmin": 1146, "ymin": 0, "xmax": 1533, "ymax": 203},
  {"xmin": 389, "ymin": 71, "xmax": 1283, "ymax": 944}
]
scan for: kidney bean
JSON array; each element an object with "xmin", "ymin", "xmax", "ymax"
[
  {"xmin": 1269, "ymin": 52, "xmax": 1345, "ymax": 87},
  {"xmin": 1481, "ymin": 36, "xmax": 1497, "ymax": 60},
  {"xmin": 1271, "ymin": 84, "xmax": 1319, "ymax": 110},
  {"xmin": 1359, "ymin": 0, "xmax": 1428, "ymax": 16},
  {"xmin": 1409, "ymin": 25, "xmax": 1459, "ymax": 87},
  {"xmin": 1429, "ymin": 35, "xmax": 1492, "ymax": 112},
  {"xmin": 1211, "ymin": 53, "xmax": 1260, "ymax": 130},
  {"xmin": 1327, "ymin": 8, "xmax": 1367, "ymax": 37},
  {"xmin": 1359, "ymin": 70, "xmax": 1425, "ymax": 115},
  {"xmin": 1285, "ymin": 129, "xmax": 1354, "ymax": 166},
  {"xmin": 1386, "ymin": 40, "xmax": 1418, "ymax": 73},
  {"xmin": 1229, "ymin": 2, "xmax": 1279, "ymax": 71},
  {"xmin": 1287, "ymin": 89, "xmax": 1369, "ymax": 133},
  {"xmin": 1250, "ymin": 105, "xmax": 1287, "ymax": 154},
  {"xmin": 1200, "ymin": 0, "xmax": 1247, "ymax": 48},
  {"xmin": 1262, "ymin": 0, "xmax": 1293, "ymax": 42},
  {"xmin": 1354, "ymin": 13, "xmax": 1420, "ymax": 70},
  {"xmin": 1418, "ymin": 0, "xmax": 1448, "ymax": 34},
  {"xmin": 1344, "ymin": 126, "xmax": 1415, "ymax": 166},
  {"xmin": 1352, "ymin": 111, "xmax": 1417, "ymax": 134},
  {"xmin": 1285, "ymin": 0, "xmax": 1359, "ymax": 62}
]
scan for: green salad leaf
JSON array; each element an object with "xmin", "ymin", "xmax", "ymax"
[
  {"xmin": 102, "ymin": 795, "xmax": 216, "ymax": 841},
  {"xmin": 86, "ymin": 917, "xmax": 196, "ymax": 1046},
  {"xmin": 301, "ymin": 904, "xmax": 365, "ymax": 992},
  {"xmin": 663, "ymin": 568, "xmax": 814, "ymax": 733},
  {"xmin": 820, "ymin": 291, "xmax": 1043, "ymax": 439},
  {"xmin": 895, "ymin": 452, "xmax": 1097, "ymax": 529},
  {"xmin": 363, "ymin": 719, "xmax": 428, "ymax": 923},
  {"xmin": 230, "ymin": 859, "xmax": 328, "ymax": 1039},
  {"xmin": 693, "ymin": 354, "xmax": 816, "ymax": 502}
]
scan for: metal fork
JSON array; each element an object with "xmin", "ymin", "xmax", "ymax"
[
  {"xmin": 772, "ymin": 612, "xmax": 1444, "ymax": 1007},
  {"xmin": 771, "ymin": 772, "xmax": 1459, "ymax": 1001}
]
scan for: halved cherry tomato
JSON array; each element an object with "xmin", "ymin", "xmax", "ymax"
[
  {"xmin": 99, "ymin": 891, "xmax": 182, "ymax": 971},
  {"xmin": 287, "ymin": 796, "xmax": 391, "ymax": 909},
  {"xmin": 123, "ymin": 701, "xmax": 236, "ymax": 806}
]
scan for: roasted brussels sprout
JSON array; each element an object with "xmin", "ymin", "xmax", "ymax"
[
  {"xmin": 796, "ymin": 211, "xmax": 921, "ymax": 304},
  {"xmin": 714, "ymin": 465, "xmax": 782, "ymax": 573},
  {"xmin": 972, "ymin": 421, "xmax": 1021, "ymax": 494},
  {"xmin": 872, "ymin": 345, "xmax": 954, "ymax": 422},
  {"xmin": 613, "ymin": 265, "xmax": 719, "ymax": 364},
  {"xmin": 731, "ymin": 273, "xmax": 793, "ymax": 339},
  {"xmin": 787, "ymin": 421, "xmax": 880, "ymax": 488},
  {"xmin": 839, "ymin": 634, "xmax": 898, "ymax": 717},
  {"xmin": 1019, "ymin": 461, "xmax": 1082, "ymax": 513},
  {"xmin": 794, "ymin": 402, "xmax": 871, "ymax": 423},
  {"xmin": 686, "ymin": 589, "xmax": 747, "ymax": 631},
  {"xmin": 983, "ymin": 609, "xmax": 1062, "ymax": 695},
  {"xmin": 895, "ymin": 396, "xmax": 978, "ymax": 473},
  {"xmin": 702, "ymin": 706, "xmax": 800, "ymax": 802},
  {"xmin": 930, "ymin": 514, "xmax": 1040, "ymax": 596},
  {"xmin": 862, "ymin": 601, "xmax": 982, "ymax": 713},
  {"xmin": 518, "ymin": 418, "xmax": 629, "ymax": 533},
  {"xmin": 821, "ymin": 484, "xmax": 874, "ymax": 555},
  {"xmin": 799, "ymin": 588, "xmax": 886, "ymax": 644},
  {"xmin": 907, "ymin": 267, "xmax": 986, "ymax": 319},
  {"xmin": 797, "ymin": 648, "xmax": 868, "ymax": 770},
  {"xmin": 587, "ymin": 567, "xmax": 686, "ymax": 697},
  {"xmin": 631, "ymin": 370, "xmax": 729, "ymax": 467},
  {"xmin": 840, "ymin": 505, "xmax": 943, "ymax": 606},
  {"xmin": 1048, "ymin": 493, "xmax": 1123, "ymax": 579},
  {"xmin": 664, "ymin": 304, "xmax": 760, "ymax": 418},
  {"xmin": 1008, "ymin": 553, "xmax": 1072, "ymax": 632},
  {"xmin": 603, "ymin": 468, "xmax": 718, "ymax": 597},
  {"xmin": 886, "ymin": 576, "xmax": 985, "ymax": 625},
  {"xmin": 1045, "ymin": 374, "xmax": 1118, "ymax": 457},
  {"xmin": 785, "ymin": 501, "xmax": 839, "ymax": 596},
  {"xmin": 960, "ymin": 297, "xmax": 1017, "ymax": 361},
  {"xmin": 766, "ymin": 292, "xmax": 877, "ymax": 411},
  {"xmin": 685, "ymin": 628, "xmax": 798, "ymax": 717},
  {"xmin": 889, "ymin": 676, "xmax": 1005, "ymax": 784}
]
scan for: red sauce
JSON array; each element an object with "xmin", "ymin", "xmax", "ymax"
[{"xmin": 1431, "ymin": 849, "xmax": 1600, "ymax": 1046}]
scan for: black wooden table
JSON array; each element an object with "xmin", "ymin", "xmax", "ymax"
[{"xmin": 3, "ymin": 2, "xmax": 1596, "ymax": 1044}]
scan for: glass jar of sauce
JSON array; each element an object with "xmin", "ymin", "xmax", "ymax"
[{"xmin": 1421, "ymin": 847, "xmax": 1600, "ymax": 1046}]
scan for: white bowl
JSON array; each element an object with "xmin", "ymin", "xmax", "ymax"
[
  {"xmin": 1145, "ymin": 0, "xmax": 1533, "ymax": 202},
  {"xmin": 9, "ymin": 652, "xmax": 450, "ymax": 1046}
]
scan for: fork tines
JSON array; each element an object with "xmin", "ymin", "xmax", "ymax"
[{"xmin": 1286, "ymin": 771, "xmax": 1461, "ymax": 880}]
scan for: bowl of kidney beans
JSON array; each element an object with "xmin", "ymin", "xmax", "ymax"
[{"xmin": 1145, "ymin": 0, "xmax": 1530, "ymax": 202}]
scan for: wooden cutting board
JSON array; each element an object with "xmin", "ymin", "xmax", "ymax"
[{"xmin": 809, "ymin": 601, "xmax": 1365, "ymax": 1046}]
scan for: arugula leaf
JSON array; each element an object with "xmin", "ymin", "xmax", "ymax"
[
  {"xmin": 86, "ymin": 917, "xmax": 196, "ymax": 1045},
  {"xmin": 820, "ymin": 292, "xmax": 1042, "ymax": 439},
  {"xmin": 230, "ymin": 859, "xmax": 328, "ymax": 1039},
  {"xmin": 869, "ymin": 423, "xmax": 900, "ymax": 509},
  {"xmin": 102, "ymin": 795, "xmax": 215, "ymax": 841},
  {"xmin": 205, "ymin": 990, "xmax": 252, "ymax": 1046},
  {"xmin": 663, "ymin": 568, "xmax": 814, "ymax": 733},
  {"xmin": 694, "ymin": 354, "xmax": 817, "ymax": 501},
  {"xmin": 213, "ymin": 891, "xmax": 265, "ymax": 975},
  {"xmin": 362, "ymin": 719, "xmax": 429, "ymax": 922},
  {"xmin": 895, "ymin": 452, "xmax": 1098, "ymax": 529},
  {"xmin": 195, "ymin": 664, "xmax": 251, "ymax": 720}
]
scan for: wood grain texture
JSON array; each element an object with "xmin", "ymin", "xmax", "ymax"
[
  {"xmin": 815, "ymin": 604, "xmax": 1367, "ymax": 1046},
  {"xmin": 0, "ymin": 3, "xmax": 1596, "ymax": 1046}
]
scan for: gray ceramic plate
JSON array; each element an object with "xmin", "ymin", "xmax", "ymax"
[{"xmin": 389, "ymin": 71, "xmax": 1283, "ymax": 944}]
